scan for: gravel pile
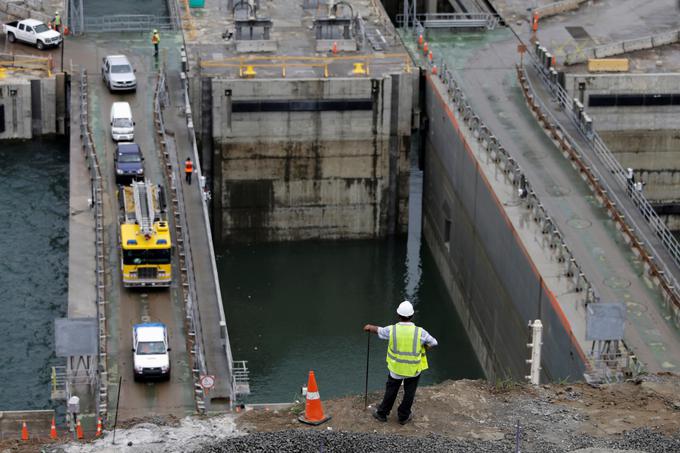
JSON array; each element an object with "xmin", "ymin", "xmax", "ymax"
[{"xmin": 196, "ymin": 428, "xmax": 680, "ymax": 453}]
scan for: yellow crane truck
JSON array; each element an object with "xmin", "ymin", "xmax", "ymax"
[{"xmin": 119, "ymin": 180, "xmax": 172, "ymax": 287}]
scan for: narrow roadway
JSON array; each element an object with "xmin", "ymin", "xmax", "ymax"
[{"xmin": 74, "ymin": 34, "xmax": 195, "ymax": 420}]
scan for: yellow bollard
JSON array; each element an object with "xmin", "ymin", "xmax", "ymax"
[
  {"xmin": 352, "ymin": 62, "xmax": 366, "ymax": 75},
  {"xmin": 241, "ymin": 65, "xmax": 256, "ymax": 78},
  {"xmin": 282, "ymin": 64, "xmax": 286, "ymax": 78},
  {"xmin": 324, "ymin": 63, "xmax": 329, "ymax": 78}
]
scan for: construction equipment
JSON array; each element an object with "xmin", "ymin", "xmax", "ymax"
[{"xmin": 119, "ymin": 180, "xmax": 172, "ymax": 287}]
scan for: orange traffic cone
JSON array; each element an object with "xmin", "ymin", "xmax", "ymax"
[
  {"xmin": 20, "ymin": 421, "xmax": 29, "ymax": 441},
  {"xmin": 423, "ymin": 41, "xmax": 429, "ymax": 55},
  {"xmin": 298, "ymin": 371, "xmax": 331, "ymax": 425},
  {"xmin": 50, "ymin": 416, "xmax": 58, "ymax": 440},
  {"xmin": 95, "ymin": 418, "xmax": 102, "ymax": 437},
  {"xmin": 417, "ymin": 34, "xmax": 423, "ymax": 48},
  {"xmin": 76, "ymin": 419, "xmax": 84, "ymax": 439},
  {"xmin": 331, "ymin": 41, "xmax": 338, "ymax": 55},
  {"xmin": 432, "ymin": 65, "xmax": 438, "ymax": 75}
]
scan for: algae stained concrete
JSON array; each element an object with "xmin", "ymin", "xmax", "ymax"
[{"xmin": 210, "ymin": 75, "xmax": 415, "ymax": 243}]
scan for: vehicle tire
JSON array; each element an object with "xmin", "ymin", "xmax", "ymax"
[
  {"xmin": 36, "ymin": 40, "xmax": 45, "ymax": 50},
  {"xmin": 7, "ymin": 33, "xmax": 16, "ymax": 43}
]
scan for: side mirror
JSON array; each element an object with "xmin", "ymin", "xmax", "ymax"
[
  {"xmin": 141, "ymin": 157, "xmax": 145, "ymax": 161},
  {"xmin": 110, "ymin": 121, "xmax": 113, "ymax": 126},
  {"xmin": 167, "ymin": 347, "xmax": 172, "ymax": 352},
  {"xmin": 133, "ymin": 69, "xmax": 137, "ymax": 73},
  {"xmin": 133, "ymin": 122, "xmax": 136, "ymax": 126},
  {"xmin": 131, "ymin": 348, "xmax": 135, "ymax": 352}
]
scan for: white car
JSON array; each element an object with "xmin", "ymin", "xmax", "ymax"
[
  {"xmin": 110, "ymin": 101, "xmax": 135, "ymax": 141},
  {"xmin": 3, "ymin": 19, "xmax": 62, "ymax": 50},
  {"xmin": 102, "ymin": 55, "xmax": 137, "ymax": 92},
  {"xmin": 132, "ymin": 323, "xmax": 171, "ymax": 381}
]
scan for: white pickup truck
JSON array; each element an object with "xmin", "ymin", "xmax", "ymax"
[{"xmin": 3, "ymin": 19, "xmax": 62, "ymax": 50}]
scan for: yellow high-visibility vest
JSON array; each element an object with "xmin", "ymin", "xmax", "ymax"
[{"xmin": 386, "ymin": 324, "xmax": 428, "ymax": 377}]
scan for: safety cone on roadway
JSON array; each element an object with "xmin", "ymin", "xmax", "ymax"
[
  {"xmin": 428, "ymin": 50, "xmax": 433, "ymax": 63},
  {"xmin": 76, "ymin": 419, "xmax": 84, "ymax": 440},
  {"xmin": 20, "ymin": 421, "xmax": 29, "ymax": 441},
  {"xmin": 95, "ymin": 418, "xmax": 103, "ymax": 437},
  {"xmin": 298, "ymin": 371, "xmax": 331, "ymax": 425},
  {"xmin": 331, "ymin": 41, "xmax": 338, "ymax": 55},
  {"xmin": 50, "ymin": 416, "xmax": 58, "ymax": 440},
  {"xmin": 432, "ymin": 65, "xmax": 438, "ymax": 75},
  {"xmin": 423, "ymin": 41, "xmax": 429, "ymax": 55},
  {"xmin": 417, "ymin": 34, "xmax": 423, "ymax": 48}
]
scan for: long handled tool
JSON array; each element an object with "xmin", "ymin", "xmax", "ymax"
[{"xmin": 364, "ymin": 331, "xmax": 370, "ymax": 410}]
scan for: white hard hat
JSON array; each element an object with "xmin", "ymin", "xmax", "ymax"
[{"xmin": 397, "ymin": 300, "xmax": 414, "ymax": 317}]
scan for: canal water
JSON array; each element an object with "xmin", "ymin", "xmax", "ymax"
[
  {"xmin": 217, "ymin": 239, "xmax": 484, "ymax": 403},
  {"xmin": 0, "ymin": 138, "xmax": 69, "ymax": 410}
]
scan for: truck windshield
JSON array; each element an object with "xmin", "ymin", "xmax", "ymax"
[
  {"xmin": 123, "ymin": 249, "xmax": 171, "ymax": 265},
  {"xmin": 111, "ymin": 64, "xmax": 132, "ymax": 74},
  {"xmin": 113, "ymin": 118, "xmax": 133, "ymax": 128},
  {"xmin": 136, "ymin": 341, "xmax": 166, "ymax": 355},
  {"xmin": 33, "ymin": 24, "xmax": 48, "ymax": 33}
]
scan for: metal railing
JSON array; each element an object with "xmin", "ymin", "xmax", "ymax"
[
  {"xmin": 179, "ymin": 52, "xmax": 246, "ymax": 403},
  {"xmin": 77, "ymin": 67, "xmax": 109, "ymax": 419},
  {"xmin": 83, "ymin": 15, "xmax": 176, "ymax": 32},
  {"xmin": 199, "ymin": 53, "xmax": 413, "ymax": 78},
  {"xmin": 153, "ymin": 70, "xmax": 209, "ymax": 413},
  {"xmin": 525, "ymin": 47, "xmax": 680, "ymax": 328},
  {"xmin": 396, "ymin": 13, "xmax": 499, "ymax": 30}
]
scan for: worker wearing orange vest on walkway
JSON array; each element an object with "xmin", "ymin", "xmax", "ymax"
[
  {"xmin": 151, "ymin": 29, "xmax": 160, "ymax": 56},
  {"xmin": 185, "ymin": 157, "xmax": 193, "ymax": 184},
  {"xmin": 364, "ymin": 301, "xmax": 438, "ymax": 425}
]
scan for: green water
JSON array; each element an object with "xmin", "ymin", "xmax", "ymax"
[
  {"xmin": 0, "ymin": 138, "xmax": 69, "ymax": 410},
  {"xmin": 217, "ymin": 240, "xmax": 483, "ymax": 403}
]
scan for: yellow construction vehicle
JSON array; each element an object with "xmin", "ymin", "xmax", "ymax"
[{"xmin": 119, "ymin": 180, "xmax": 172, "ymax": 287}]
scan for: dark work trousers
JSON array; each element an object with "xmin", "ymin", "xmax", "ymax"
[
  {"xmin": 185, "ymin": 170, "xmax": 192, "ymax": 184},
  {"xmin": 154, "ymin": 43, "xmax": 159, "ymax": 56},
  {"xmin": 377, "ymin": 374, "xmax": 420, "ymax": 421}
]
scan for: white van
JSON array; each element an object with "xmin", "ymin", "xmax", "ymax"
[
  {"xmin": 110, "ymin": 102, "xmax": 135, "ymax": 141},
  {"xmin": 132, "ymin": 323, "xmax": 171, "ymax": 381}
]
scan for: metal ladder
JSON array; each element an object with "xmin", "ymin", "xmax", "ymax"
[{"xmin": 132, "ymin": 181, "xmax": 156, "ymax": 237}]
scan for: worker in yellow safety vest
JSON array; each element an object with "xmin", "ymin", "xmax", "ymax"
[
  {"xmin": 151, "ymin": 29, "xmax": 160, "ymax": 56},
  {"xmin": 53, "ymin": 12, "xmax": 61, "ymax": 33},
  {"xmin": 363, "ymin": 300, "xmax": 438, "ymax": 425}
]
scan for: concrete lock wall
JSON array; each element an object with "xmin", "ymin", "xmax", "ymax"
[
  {"xmin": 422, "ymin": 76, "xmax": 585, "ymax": 381},
  {"xmin": 210, "ymin": 75, "xmax": 414, "ymax": 243},
  {"xmin": 0, "ymin": 76, "xmax": 63, "ymax": 139},
  {"xmin": 565, "ymin": 73, "xmax": 680, "ymax": 210}
]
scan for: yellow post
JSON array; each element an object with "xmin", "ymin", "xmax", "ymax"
[
  {"xmin": 366, "ymin": 57, "xmax": 370, "ymax": 76},
  {"xmin": 324, "ymin": 63, "xmax": 329, "ymax": 78},
  {"xmin": 282, "ymin": 64, "xmax": 286, "ymax": 78},
  {"xmin": 51, "ymin": 367, "xmax": 56, "ymax": 392}
]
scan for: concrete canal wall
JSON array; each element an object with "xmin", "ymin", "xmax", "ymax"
[
  {"xmin": 208, "ymin": 75, "xmax": 415, "ymax": 243},
  {"xmin": 0, "ymin": 74, "xmax": 67, "ymax": 139},
  {"xmin": 422, "ymin": 74, "xmax": 586, "ymax": 381}
]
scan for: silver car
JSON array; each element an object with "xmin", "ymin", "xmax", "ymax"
[{"xmin": 102, "ymin": 55, "xmax": 137, "ymax": 92}]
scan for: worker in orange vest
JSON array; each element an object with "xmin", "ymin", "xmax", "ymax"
[
  {"xmin": 151, "ymin": 29, "xmax": 160, "ymax": 56},
  {"xmin": 185, "ymin": 157, "xmax": 193, "ymax": 185},
  {"xmin": 531, "ymin": 11, "xmax": 539, "ymax": 33}
]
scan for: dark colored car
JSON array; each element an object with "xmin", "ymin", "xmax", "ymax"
[{"xmin": 115, "ymin": 142, "xmax": 144, "ymax": 184}]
